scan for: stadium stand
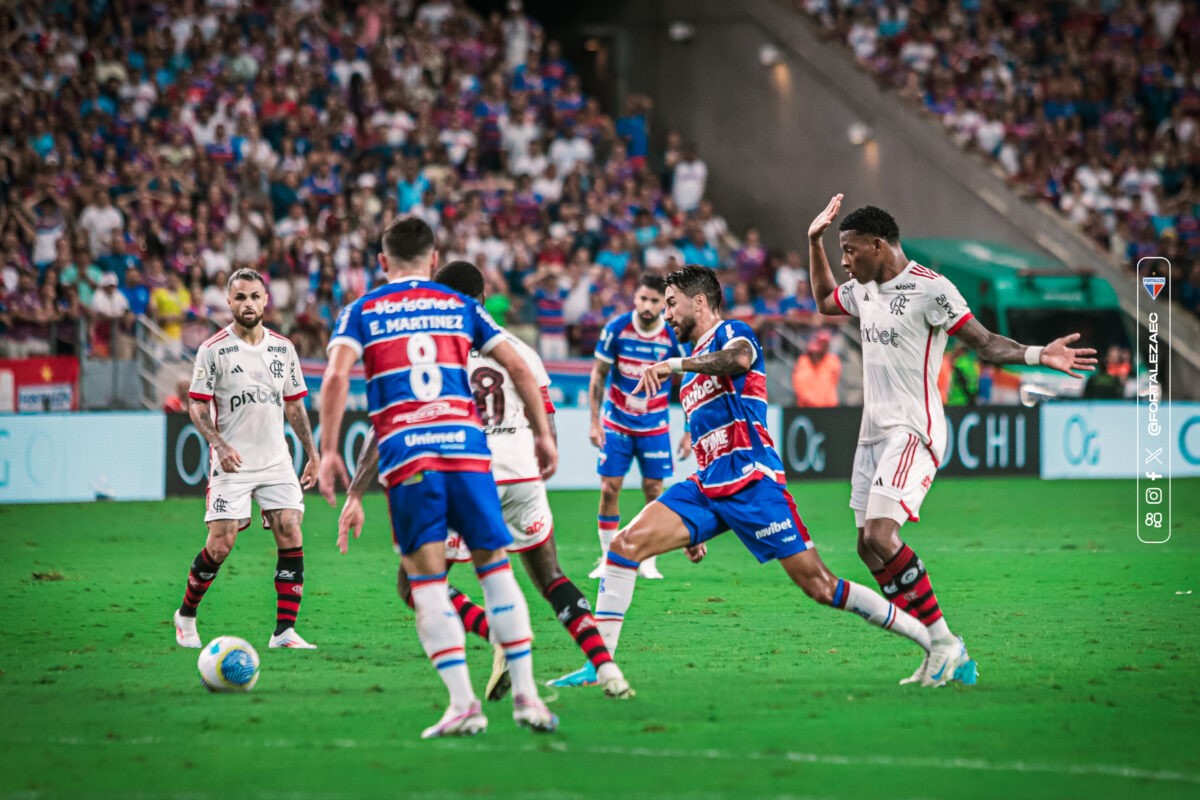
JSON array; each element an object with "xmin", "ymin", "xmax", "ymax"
[
  {"xmin": 799, "ymin": 0, "xmax": 1200, "ymax": 319},
  {"xmin": 0, "ymin": 0, "xmax": 837, "ymax": 365}
]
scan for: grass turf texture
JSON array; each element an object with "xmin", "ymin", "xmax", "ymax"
[{"xmin": 1, "ymin": 477, "xmax": 1197, "ymax": 800}]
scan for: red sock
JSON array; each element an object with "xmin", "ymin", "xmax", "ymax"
[
  {"xmin": 180, "ymin": 547, "xmax": 222, "ymax": 616},
  {"xmin": 875, "ymin": 543, "xmax": 942, "ymax": 625},
  {"xmin": 545, "ymin": 576, "xmax": 614, "ymax": 671},
  {"xmin": 448, "ymin": 586, "xmax": 491, "ymax": 641},
  {"xmin": 274, "ymin": 546, "xmax": 304, "ymax": 636}
]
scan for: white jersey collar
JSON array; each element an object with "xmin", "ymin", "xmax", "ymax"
[
  {"xmin": 693, "ymin": 319, "xmax": 723, "ymax": 351},
  {"xmin": 878, "ymin": 261, "xmax": 917, "ymax": 291},
  {"xmin": 227, "ymin": 324, "xmax": 267, "ymax": 349}
]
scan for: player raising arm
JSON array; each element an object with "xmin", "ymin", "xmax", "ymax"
[
  {"xmin": 172, "ymin": 268, "xmax": 319, "ymax": 652},
  {"xmin": 555, "ymin": 265, "xmax": 938, "ymax": 690},
  {"xmin": 807, "ymin": 194, "xmax": 1096, "ymax": 686},
  {"xmin": 317, "ymin": 217, "xmax": 560, "ymax": 739}
]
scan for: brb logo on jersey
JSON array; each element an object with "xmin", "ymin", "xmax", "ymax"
[
  {"xmin": 229, "ymin": 386, "xmax": 282, "ymax": 412},
  {"xmin": 860, "ymin": 324, "xmax": 902, "ymax": 347}
]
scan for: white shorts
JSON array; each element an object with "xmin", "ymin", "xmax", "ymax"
[
  {"xmin": 850, "ymin": 431, "xmax": 937, "ymax": 528},
  {"xmin": 205, "ymin": 460, "xmax": 304, "ymax": 531},
  {"xmin": 445, "ymin": 479, "xmax": 554, "ymax": 562}
]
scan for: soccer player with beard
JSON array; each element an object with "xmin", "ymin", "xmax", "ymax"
[
  {"xmin": 807, "ymin": 195, "xmax": 1097, "ymax": 686},
  {"xmin": 173, "ymin": 267, "xmax": 320, "ymax": 651},
  {"xmin": 554, "ymin": 265, "xmax": 935, "ymax": 688},
  {"xmin": 586, "ymin": 273, "xmax": 689, "ymax": 581}
]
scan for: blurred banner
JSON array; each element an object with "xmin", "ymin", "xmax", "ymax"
[
  {"xmin": 0, "ymin": 412, "xmax": 165, "ymax": 503},
  {"xmin": 165, "ymin": 405, "xmax": 784, "ymax": 495},
  {"xmin": 297, "ymin": 357, "xmax": 594, "ymax": 411},
  {"xmin": 0, "ymin": 357, "xmax": 80, "ymax": 413},
  {"xmin": 165, "ymin": 411, "xmax": 373, "ymax": 496},
  {"xmin": 780, "ymin": 406, "xmax": 1039, "ymax": 480},
  {"xmin": 1041, "ymin": 401, "xmax": 1200, "ymax": 479}
]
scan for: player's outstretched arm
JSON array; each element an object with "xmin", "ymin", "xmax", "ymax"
[
  {"xmin": 285, "ymin": 399, "xmax": 319, "ymax": 489},
  {"xmin": 954, "ymin": 317, "xmax": 1099, "ymax": 379},
  {"xmin": 588, "ymin": 358, "xmax": 610, "ymax": 448},
  {"xmin": 807, "ymin": 193, "xmax": 845, "ymax": 315},
  {"xmin": 490, "ymin": 340, "xmax": 559, "ymax": 479},
  {"xmin": 337, "ymin": 427, "xmax": 379, "ymax": 554},
  {"xmin": 189, "ymin": 397, "xmax": 240, "ymax": 473},
  {"xmin": 317, "ymin": 345, "xmax": 356, "ymax": 505},
  {"xmin": 635, "ymin": 340, "xmax": 755, "ymax": 396}
]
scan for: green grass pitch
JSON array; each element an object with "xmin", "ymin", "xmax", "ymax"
[{"xmin": 1, "ymin": 477, "xmax": 1198, "ymax": 799}]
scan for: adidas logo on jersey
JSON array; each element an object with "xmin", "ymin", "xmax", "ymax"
[
  {"xmin": 874, "ymin": 477, "xmax": 884, "ymax": 487},
  {"xmin": 231, "ymin": 365, "xmax": 244, "ymax": 374}
]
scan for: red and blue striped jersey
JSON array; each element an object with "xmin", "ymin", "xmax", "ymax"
[
  {"xmin": 534, "ymin": 287, "xmax": 568, "ymax": 335},
  {"xmin": 328, "ymin": 277, "xmax": 506, "ymax": 487},
  {"xmin": 680, "ymin": 319, "xmax": 783, "ymax": 497},
  {"xmin": 595, "ymin": 312, "xmax": 684, "ymax": 437}
]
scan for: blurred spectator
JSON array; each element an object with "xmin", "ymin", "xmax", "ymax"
[
  {"xmin": 91, "ymin": 273, "xmax": 129, "ymax": 358},
  {"xmin": 791, "ymin": 330, "xmax": 841, "ymax": 407},
  {"xmin": 1083, "ymin": 346, "xmax": 1133, "ymax": 399},
  {"xmin": 163, "ymin": 378, "xmax": 192, "ymax": 413},
  {"xmin": 672, "ymin": 144, "xmax": 708, "ymax": 212},
  {"xmin": 150, "ymin": 271, "xmax": 191, "ymax": 346},
  {"xmin": 944, "ymin": 344, "xmax": 982, "ymax": 406}
]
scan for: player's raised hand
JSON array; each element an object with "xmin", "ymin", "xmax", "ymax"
[
  {"xmin": 589, "ymin": 419, "xmax": 606, "ymax": 449},
  {"xmin": 318, "ymin": 452, "xmax": 350, "ymax": 507},
  {"xmin": 634, "ymin": 361, "xmax": 672, "ymax": 396},
  {"xmin": 337, "ymin": 494, "xmax": 365, "ymax": 554},
  {"xmin": 1039, "ymin": 333, "xmax": 1099, "ymax": 379},
  {"xmin": 534, "ymin": 433, "xmax": 558, "ymax": 480},
  {"xmin": 685, "ymin": 543, "xmax": 707, "ymax": 563},
  {"xmin": 676, "ymin": 432, "xmax": 692, "ymax": 462},
  {"xmin": 808, "ymin": 193, "xmax": 844, "ymax": 241},
  {"xmin": 216, "ymin": 443, "xmax": 242, "ymax": 473},
  {"xmin": 299, "ymin": 457, "xmax": 319, "ymax": 490}
]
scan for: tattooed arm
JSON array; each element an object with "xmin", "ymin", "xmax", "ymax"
[
  {"xmin": 348, "ymin": 427, "xmax": 380, "ymax": 498},
  {"xmin": 633, "ymin": 339, "xmax": 755, "ymax": 396},
  {"xmin": 285, "ymin": 399, "xmax": 319, "ymax": 489},
  {"xmin": 189, "ymin": 398, "xmax": 241, "ymax": 473}
]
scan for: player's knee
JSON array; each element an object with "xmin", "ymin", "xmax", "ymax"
[
  {"xmin": 600, "ymin": 481, "xmax": 621, "ymax": 506},
  {"xmin": 861, "ymin": 521, "xmax": 900, "ymax": 558},
  {"xmin": 855, "ymin": 533, "xmax": 873, "ymax": 563},
  {"xmin": 642, "ymin": 479, "xmax": 663, "ymax": 501},
  {"xmin": 205, "ymin": 537, "xmax": 234, "ymax": 562}
]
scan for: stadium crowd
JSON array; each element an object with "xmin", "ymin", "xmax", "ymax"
[
  {"xmin": 0, "ymin": 0, "xmax": 832, "ymax": 366},
  {"xmin": 801, "ymin": 0, "xmax": 1200, "ymax": 319}
]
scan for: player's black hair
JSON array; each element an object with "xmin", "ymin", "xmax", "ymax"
[
  {"xmin": 639, "ymin": 272, "xmax": 667, "ymax": 295},
  {"xmin": 666, "ymin": 265, "xmax": 722, "ymax": 311},
  {"xmin": 434, "ymin": 260, "xmax": 486, "ymax": 302},
  {"xmin": 838, "ymin": 205, "xmax": 900, "ymax": 243},
  {"xmin": 381, "ymin": 215, "xmax": 435, "ymax": 262},
  {"xmin": 227, "ymin": 267, "xmax": 266, "ymax": 291}
]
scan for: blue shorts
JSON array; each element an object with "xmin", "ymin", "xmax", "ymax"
[
  {"xmin": 386, "ymin": 471, "xmax": 511, "ymax": 556},
  {"xmin": 598, "ymin": 429, "xmax": 674, "ymax": 480},
  {"xmin": 657, "ymin": 477, "xmax": 814, "ymax": 564}
]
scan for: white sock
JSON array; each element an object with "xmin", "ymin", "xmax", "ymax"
[
  {"xmin": 598, "ymin": 514, "xmax": 619, "ymax": 556},
  {"xmin": 927, "ymin": 616, "xmax": 953, "ymax": 643},
  {"xmin": 410, "ymin": 576, "xmax": 475, "ymax": 708},
  {"xmin": 836, "ymin": 579, "xmax": 931, "ymax": 652},
  {"xmin": 476, "ymin": 558, "xmax": 538, "ymax": 699},
  {"xmin": 594, "ymin": 552, "xmax": 640, "ymax": 655}
]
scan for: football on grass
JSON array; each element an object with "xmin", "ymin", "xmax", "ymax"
[{"xmin": 198, "ymin": 637, "xmax": 260, "ymax": 693}]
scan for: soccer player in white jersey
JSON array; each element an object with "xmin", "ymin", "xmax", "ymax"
[
  {"xmin": 337, "ymin": 261, "xmax": 632, "ymax": 700},
  {"xmin": 808, "ymin": 195, "xmax": 1097, "ymax": 686},
  {"xmin": 173, "ymin": 268, "xmax": 320, "ymax": 650}
]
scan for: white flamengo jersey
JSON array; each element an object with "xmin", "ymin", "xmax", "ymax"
[
  {"xmin": 832, "ymin": 260, "xmax": 973, "ymax": 466},
  {"xmin": 467, "ymin": 330, "xmax": 553, "ymax": 483},
  {"xmin": 188, "ymin": 326, "xmax": 308, "ymax": 473}
]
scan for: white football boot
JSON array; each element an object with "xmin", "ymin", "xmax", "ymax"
[
  {"xmin": 899, "ymin": 652, "xmax": 928, "ymax": 685},
  {"xmin": 637, "ymin": 556, "xmax": 663, "ymax": 580},
  {"xmin": 485, "ymin": 642, "xmax": 512, "ymax": 702},
  {"xmin": 597, "ymin": 662, "xmax": 635, "ymax": 699},
  {"xmin": 421, "ymin": 700, "xmax": 488, "ymax": 739},
  {"xmin": 268, "ymin": 628, "xmax": 318, "ymax": 649},
  {"xmin": 173, "ymin": 609, "xmax": 202, "ymax": 648},
  {"xmin": 588, "ymin": 556, "xmax": 605, "ymax": 579},
  {"xmin": 512, "ymin": 694, "xmax": 559, "ymax": 732},
  {"xmin": 921, "ymin": 635, "xmax": 969, "ymax": 688}
]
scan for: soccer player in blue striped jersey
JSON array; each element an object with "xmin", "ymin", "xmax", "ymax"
[
  {"xmin": 318, "ymin": 217, "xmax": 559, "ymax": 738},
  {"xmin": 553, "ymin": 266, "xmax": 935, "ymax": 689},
  {"xmin": 588, "ymin": 273, "xmax": 688, "ymax": 581}
]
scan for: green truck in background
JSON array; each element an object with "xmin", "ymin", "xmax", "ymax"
[{"xmin": 902, "ymin": 239, "xmax": 1134, "ymax": 401}]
